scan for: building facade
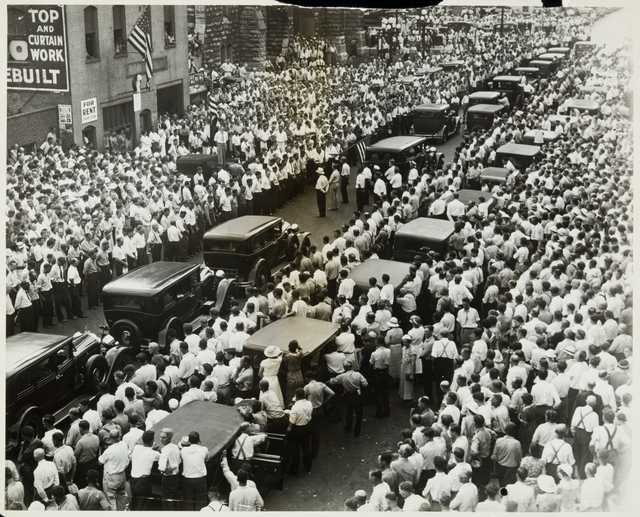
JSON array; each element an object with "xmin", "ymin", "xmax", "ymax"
[{"xmin": 7, "ymin": 4, "xmax": 189, "ymax": 151}]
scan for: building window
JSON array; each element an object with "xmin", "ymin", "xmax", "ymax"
[
  {"xmin": 164, "ymin": 6, "xmax": 176, "ymax": 47},
  {"xmin": 84, "ymin": 6, "xmax": 100, "ymax": 60},
  {"xmin": 113, "ymin": 5, "xmax": 126, "ymax": 56}
]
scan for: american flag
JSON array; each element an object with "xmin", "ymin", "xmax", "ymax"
[
  {"xmin": 128, "ymin": 6, "xmax": 153, "ymax": 83},
  {"xmin": 207, "ymin": 91, "xmax": 218, "ymax": 114},
  {"xmin": 355, "ymin": 139, "xmax": 367, "ymax": 164}
]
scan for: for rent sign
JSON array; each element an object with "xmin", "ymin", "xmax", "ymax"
[{"xmin": 7, "ymin": 6, "xmax": 70, "ymax": 91}]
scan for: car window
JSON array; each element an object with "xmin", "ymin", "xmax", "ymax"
[
  {"xmin": 104, "ymin": 295, "xmax": 146, "ymax": 311},
  {"xmin": 250, "ymin": 226, "xmax": 280, "ymax": 253},
  {"xmin": 203, "ymin": 239, "xmax": 238, "ymax": 252},
  {"xmin": 160, "ymin": 273, "xmax": 197, "ymax": 311}
]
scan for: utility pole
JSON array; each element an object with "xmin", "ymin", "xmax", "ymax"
[{"xmin": 500, "ymin": 6, "xmax": 505, "ymax": 37}]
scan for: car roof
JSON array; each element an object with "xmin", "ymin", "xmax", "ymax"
[
  {"xmin": 538, "ymin": 53, "xmax": 563, "ymax": 59},
  {"xmin": 457, "ymin": 189, "xmax": 493, "ymax": 206},
  {"xmin": 441, "ymin": 60, "xmax": 465, "ymax": 67},
  {"xmin": 367, "ymin": 136, "xmax": 427, "ymax": 153},
  {"xmin": 493, "ymin": 75, "xmax": 524, "ymax": 82},
  {"xmin": 480, "ymin": 167, "xmax": 510, "ymax": 180},
  {"xmin": 102, "ymin": 261, "xmax": 200, "ymax": 296},
  {"xmin": 469, "ymin": 91, "xmax": 501, "ymax": 99},
  {"xmin": 416, "ymin": 66, "xmax": 443, "ymax": 74},
  {"xmin": 515, "ymin": 67, "xmax": 540, "ymax": 72},
  {"xmin": 7, "ymin": 332, "xmax": 68, "ymax": 374},
  {"xmin": 563, "ymin": 98, "xmax": 600, "ymax": 110},
  {"xmin": 497, "ymin": 143, "xmax": 541, "ymax": 156},
  {"xmin": 349, "ymin": 259, "xmax": 412, "ymax": 289},
  {"xmin": 245, "ymin": 317, "xmax": 339, "ymax": 356},
  {"xmin": 176, "ymin": 153, "xmax": 217, "ymax": 163},
  {"xmin": 529, "ymin": 60, "xmax": 552, "ymax": 65},
  {"xmin": 414, "ymin": 103, "xmax": 448, "ymax": 112},
  {"xmin": 150, "ymin": 401, "xmax": 244, "ymax": 458},
  {"xmin": 467, "ymin": 104, "xmax": 505, "ymax": 114},
  {"xmin": 548, "ymin": 47, "xmax": 570, "ymax": 52},
  {"xmin": 203, "ymin": 215, "xmax": 282, "ymax": 241},
  {"xmin": 395, "ymin": 217, "xmax": 455, "ymax": 242}
]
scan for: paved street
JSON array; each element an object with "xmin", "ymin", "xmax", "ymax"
[{"xmin": 50, "ymin": 132, "xmax": 464, "ymax": 339}]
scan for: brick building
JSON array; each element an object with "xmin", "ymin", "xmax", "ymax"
[
  {"xmin": 198, "ymin": 6, "xmax": 375, "ymax": 71},
  {"xmin": 7, "ymin": 5, "xmax": 189, "ymax": 151}
]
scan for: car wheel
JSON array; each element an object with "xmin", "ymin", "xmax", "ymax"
[
  {"xmin": 110, "ymin": 319, "xmax": 141, "ymax": 346},
  {"xmin": 85, "ymin": 354, "xmax": 109, "ymax": 392},
  {"xmin": 18, "ymin": 406, "xmax": 43, "ymax": 438}
]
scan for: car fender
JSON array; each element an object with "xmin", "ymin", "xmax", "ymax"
[
  {"xmin": 105, "ymin": 347, "xmax": 137, "ymax": 391},
  {"xmin": 248, "ymin": 258, "xmax": 269, "ymax": 287},
  {"xmin": 17, "ymin": 405, "xmax": 43, "ymax": 437},
  {"xmin": 85, "ymin": 354, "xmax": 110, "ymax": 393},
  {"xmin": 214, "ymin": 278, "xmax": 237, "ymax": 314},
  {"xmin": 159, "ymin": 316, "xmax": 184, "ymax": 351}
]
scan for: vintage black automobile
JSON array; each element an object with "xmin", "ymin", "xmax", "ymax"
[
  {"xmin": 6, "ymin": 332, "xmax": 109, "ymax": 438},
  {"xmin": 348, "ymin": 258, "xmax": 412, "ymax": 298},
  {"xmin": 202, "ymin": 216, "xmax": 307, "ymax": 288},
  {"xmin": 489, "ymin": 75, "xmax": 525, "ymax": 105},
  {"xmin": 478, "ymin": 166, "xmax": 511, "ymax": 188},
  {"xmin": 466, "ymin": 104, "xmax": 506, "ymax": 132},
  {"xmin": 102, "ymin": 261, "xmax": 231, "ymax": 347},
  {"xmin": 496, "ymin": 143, "xmax": 542, "ymax": 170},
  {"xmin": 244, "ymin": 316, "xmax": 339, "ymax": 372},
  {"xmin": 561, "ymin": 98, "xmax": 601, "ymax": 115},
  {"xmin": 521, "ymin": 129, "xmax": 561, "ymax": 145},
  {"xmin": 467, "ymin": 91, "xmax": 502, "ymax": 107},
  {"xmin": 411, "ymin": 104, "xmax": 460, "ymax": 144},
  {"xmin": 513, "ymin": 67, "xmax": 541, "ymax": 82},
  {"xmin": 176, "ymin": 154, "xmax": 219, "ymax": 182},
  {"xmin": 527, "ymin": 60, "xmax": 554, "ymax": 76},
  {"xmin": 393, "ymin": 217, "xmax": 455, "ymax": 261},
  {"xmin": 365, "ymin": 136, "xmax": 427, "ymax": 176},
  {"xmin": 548, "ymin": 46, "xmax": 570, "ymax": 57},
  {"xmin": 439, "ymin": 60, "xmax": 465, "ymax": 71}
]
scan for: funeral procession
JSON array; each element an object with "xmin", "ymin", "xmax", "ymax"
[{"xmin": 3, "ymin": 2, "xmax": 635, "ymax": 513}]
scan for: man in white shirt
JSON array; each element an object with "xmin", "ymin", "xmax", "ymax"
[
  {"xmin": 180, "ymin": 432, "xmax": 210, "ymax": 510},
  {"xmin": 33, "ymin": 448, "xmax": 59, "ymax": 504},
  {"xmin": 368, "ymin": 469, "xmax": 391, "ymax": 511},
  {"xmin": 130, "ymin": 430, "xmax": 160, "ymax": 510},
  {"xmin": 231, "ymin": 422, "xmax": 267, "ymax": 464},
  {"xmin": 399, "ymin": 481, "xmax": 427, "ymax": 511},
  {"xmin": 286, "ymin": 389, "xmax": 314, "ymax": 475},
  {"xmin": 98, "ymin": 429, "xmax": 130, "ymax": 510},
  {"xmin": 158, "ymin": 428, "xmax": 181, "ymax": 502}
]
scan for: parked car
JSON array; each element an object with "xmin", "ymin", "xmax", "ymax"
[
  {"xmin": 456, "ymin": 189, "xmax": 495, "ymax": 210},
  {"xmin": 538, "ymin": 52, "xmax": 565, "ymax": 62},
  {"xmin": 348, "ymin": 259, "xmax": 412, "ymax": 298},
  {"xmin": 415, "ymin": 66, "xmax": 443, "ymax": 76},
  {"xmin": 561, "ymin": 98, "xmax": 601, "ymax": 115},
  {"xmin": 176, "ymin": 154, "xmax": 244, "ymax": 184},
  {"xmin": 411, "ymin": 104, "xmax": 460, "ymax": 143},
  {"xmin": 102, "ymin": 261, "xmax": 231, "ymax": 348},
  {"xmin": 513, "ymin": 66, "xmax": 541, "ymax": 80},
  {"xmin": 521, "ymin": 129, "xmax": 561, "ymax": 145},
  {"xmin": 488, "ymin": 75, "xmax": 525, "ymax": 105},
  {"xmin": 527, "ymin": 60, "xmax": 554, "ymax": 76},
  {"xmin": 440, "ymin": 60, "xmax": 465, "ymax": 71},
  {"xmin": 496, "ymin": 143, "xmax": 542, "ymax": 170},
  {"xmin": 243, "ymin": 316, "xmax": 339, "ymax": 371},
  {"xmin": 203, "ymin": 216, "xmax": 307, "ymax": 288},
  {"xmin": 548, "ymin": 46, "xmax": 570, "ymax": 56},
  {"xmin": 393, "ymin": 217, "xmax": 455, "ymax": 261},
  {"xmin": 466, "ymin": 104, "xmax": 506, "ymax": 132},
  {"xmin": 478, "ymin": 166, "xmax": 511, "ymax": 187},
  {"xmin": 467, "ymin": 91, "xmax": 502, "ymax": 107},
  {"xmin": 6, "ymin": 332, "xmax": 109, "ymax": 438},
  {"xmin": 365, "ymin": 136, "xmax": 427, "ymax": 176}
]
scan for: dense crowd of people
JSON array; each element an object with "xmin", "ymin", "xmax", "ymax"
[{"xmin": 5, "ymin": 6, "xmax": 633, "ymax": 513}]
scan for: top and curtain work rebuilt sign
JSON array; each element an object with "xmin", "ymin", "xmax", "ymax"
[{"xmin": 7, "ymin": 6, "xmax": 70, "ymax": 91}]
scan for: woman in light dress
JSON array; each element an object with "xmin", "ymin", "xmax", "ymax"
[
  {"xmin": 399, "ymin": 336, "xmax": 417, "ymax": 401},
  {"xmin": 284, "ymin": 340, "xmax": 305, "ymax": 405},
  {"xmin": 259, "ymin": 345, "xmax": 284, "ymax": 406}
]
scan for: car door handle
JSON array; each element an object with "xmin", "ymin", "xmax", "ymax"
[{"xmin": 55, "ymin": 373, "xmax": 64, "ymax": 380}]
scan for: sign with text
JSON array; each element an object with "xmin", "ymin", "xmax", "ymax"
[
  {"xmin": 81, "ymin": 98, "xmax": 98, "ymax": 124},
  {"xmin": 7, "ymin": 6, "xmax": 70, "ymax": 91},
  {"xmin": 57, "ymin": 104, "xmax": 72, "ymax": 126}
]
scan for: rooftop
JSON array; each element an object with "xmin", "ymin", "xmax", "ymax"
[
  {"xmin": 203, "ymin": 215, "xmax": 281, "ymax": 241},
  {"xmin": 102, "ymin": 261, "xmax": 200, "ymax": 296}
]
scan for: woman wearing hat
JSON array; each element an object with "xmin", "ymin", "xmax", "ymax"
[
  {"xmin": 399, "ymin": 336, "xmax": 417, "ymax": 402},
  {"xmin": 259, "ymin": 345, "xmax": 284, "ymax": 407}
]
